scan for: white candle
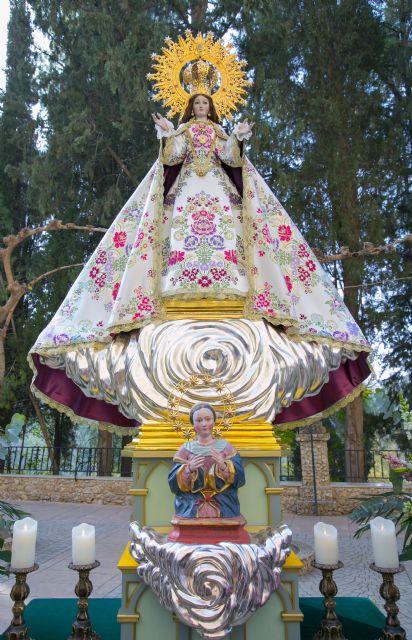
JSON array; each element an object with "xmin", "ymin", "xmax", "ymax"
[
  {"xmin": 10, "ymin": 517, "xmax": 38, "ymax": 569},
  {"xmin": 72, "ymin": 523, "xmax": 96, "ymax": 565},
  {"xmin": 314, "ymin": 522, "xmax": 339, "ymax": 565},
  {"xmin": 370, "ymin": 517, "xmax": 399, "ymax": 569}
]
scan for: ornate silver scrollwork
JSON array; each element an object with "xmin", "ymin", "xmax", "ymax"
[{"xmin": 129, "ymin": 522, "xmax": 292, "ymax": 639}]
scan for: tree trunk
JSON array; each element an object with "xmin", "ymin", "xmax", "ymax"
[
  {"xmin": 53, "ymin": 413, "xmax": 63, "ymax": 474},
  {"xmin": 28, "ymin": 389, "xmax": 58, "ymax": 474},
  {"xmin": 97, "ymin": 428, "xmax": 113, "ymax": 476},
  {"xmin": 344, "ymin": 394, "xmax": 365, "ymax": 481},
  {"xmin": 120, "ymin": 435, "xmax": 133, "ymax": 477}
]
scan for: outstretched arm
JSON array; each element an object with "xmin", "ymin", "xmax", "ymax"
[
  {"xmin": 216, "ymin": 119, "xmax": 254, "ymax": 167},
  {"xmin": 151, "ymin": 112, "xmax": 188, "ymax": 165}
]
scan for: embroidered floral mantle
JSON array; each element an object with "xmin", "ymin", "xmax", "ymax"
[{"xmin": 30, "ymin": 120, "xmax": 370, "ymax": 357}]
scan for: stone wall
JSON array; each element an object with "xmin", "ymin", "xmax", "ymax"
[
  {"xmin": 281, "ymin": 480, "xmax": 412, "ymax": 515},
  {"xmin": 1, "ymin": 473, "xmax": 411, "ymax": 515},
  {"xmin": 0, "ymin": 474, "xmax": 132, "ymax": 506}
]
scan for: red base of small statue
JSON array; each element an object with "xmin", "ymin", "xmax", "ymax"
[{"xmin": 167, "ymin": 515, "xmax": 251, "ymax": 544}]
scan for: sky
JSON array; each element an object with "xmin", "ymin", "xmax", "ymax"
[{"xmin": 0, "ymin": 0, "xmax": 11, "ymax": 90}]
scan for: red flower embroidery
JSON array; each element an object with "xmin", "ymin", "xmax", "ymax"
[
  {"xmin": 89, "ymin": 267, "xmax": 99, "ymax": 279},
  {"xmin": 113, "ymin": 231, "xmax": 127, "ymax": 248},
  {"xmin": 96, "ymin": 250, "xmax": 107, "ymax": 265},
  {"xmin": 95, "ymin": 274, "xmax": 106, "ymax": 288},
  {"xmin": 306, "ymin": 260, "xmax": 316, "ymax": 272},
  {"xmin": 112, "ymin": 282, "xmax": 120, "ymax": 300},
  {"xmin": 278, "ymin": 225, "xmax": 292, "ymax": 241},
  {"xmin": 298, "ymin": 243, "xmax": 309, "ymax": 258},
  {"xmin": 198, "ymin": 275, "xmax": 212, "ymax": 288}
]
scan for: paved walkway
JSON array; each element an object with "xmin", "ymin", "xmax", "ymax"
[{"xmin": 1, "ymin": 502, "xmax": 411, "ymax": 634}]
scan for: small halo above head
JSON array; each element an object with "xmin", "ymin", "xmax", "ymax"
[{"xmin": 189, "ymin": 403, "xmax": 217, "ymax": 425}]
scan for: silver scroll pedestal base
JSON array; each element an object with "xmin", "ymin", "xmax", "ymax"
[{"xmin": 129, "ymin": 521, "xmax": 292, "ymax": 640}]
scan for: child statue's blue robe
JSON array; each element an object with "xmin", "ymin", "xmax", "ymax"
[{"xmin": 168, "ymin": 439, "xmax": 245, "ymax": 519}]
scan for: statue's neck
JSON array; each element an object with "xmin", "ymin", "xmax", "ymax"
[{"xmin": 196, "ymin": 437, "xmax": 215, "ymax": 445}]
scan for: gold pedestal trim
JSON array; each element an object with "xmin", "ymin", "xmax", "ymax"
[
  {"xmin": 281, "ymin": 612, "xmax": 304, "ymax": 622},
  {"xmin": 165, "ymin": 298, "xmax": 245, "ymax": 320},
  {"xmin": 122, "ymin": 420, "xmax": 282, "ymax": 456}
]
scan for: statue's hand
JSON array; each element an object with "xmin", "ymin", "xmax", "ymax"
[
  {"xmin": 236, "ymin": 118, "xmax": 254, "ymax": 136},
  {"xmin": 151, "ymin": 112, "xmax": 171, "ymax": 132},
  {"xmin": 211, "ymin": 449, "xmax": 226, "ymax": 470},
  {"xmin": 188, "ymin": 454, "xmax": 205, "ymax": 472}
]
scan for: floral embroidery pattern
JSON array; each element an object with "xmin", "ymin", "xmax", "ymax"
[
  {"xmin": 32, "ymin": 123, "xmax": 369, "ymax": 356},
  {"xmin": 162, "ymin": 188, "xmax": 245, "ymax": 292}
]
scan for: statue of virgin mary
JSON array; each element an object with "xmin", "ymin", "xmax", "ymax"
[{"xmin": 28, "ymin": 32, "xmax": 371, "ymax": 433}]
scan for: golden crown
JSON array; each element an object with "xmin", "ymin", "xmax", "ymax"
[
  {"xmin": 183, "ymin": 60, "xmax": 219, "ymax": 96},
  {"xmin": 147, "ymin": 31, "xmax": 252, "ymax": 120}
]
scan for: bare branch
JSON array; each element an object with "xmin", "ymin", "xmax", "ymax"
[{"xmin": 28, "ymin": 263, "xmax": 84, "ymax": 288}]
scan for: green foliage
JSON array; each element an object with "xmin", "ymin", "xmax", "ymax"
[
  {"xmin": 349, "ymin": 485, "xmax": 412, "ymax": 563},
  {"xmin": 0, "ymin": 500, "xmax": 28, "ymax": 576},
  {"xmin": 0, "ymin": 413, "xmax": 26, "ymax": 460}
]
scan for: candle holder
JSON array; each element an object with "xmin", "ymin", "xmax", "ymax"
[
  {"xmin": 370, "ymin": 563, "xmax": 406, "ymax": 640},
  {"xmin": 311, "ymin": 560, "xmax": 347, "ymax": 640},
  {"xmin": 68, "ymin": 560, "xmax": 101, "ymax": 640},
  {"xmin": 5, "ymin": 563, "xmax": 39, "ymax": 640}
]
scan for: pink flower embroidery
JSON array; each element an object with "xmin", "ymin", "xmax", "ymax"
[
  {"xmin": 191, "ymin": 218, "xmax": 216, "ymax": 235},
  {"xmin": 224, "ymin": 250, "xmax": 238, "ymax": 264},
  {"xmin": 262, "ymin": 224, "xmax": 274, "ymax": 244},
  {"xmin": 168, "ymin": 250, "xmax": 185, "ymax": 266},
  {"xmin": 278, "ymin": 225, "xmax": 292, "ymax": 242},
  {"xmin": 113, "ymin": 231, "xmax": 127, "ymax": 248},
  {"xmin": 284, "ymin": 275, "xmax": 293, "ymax": 292},
  {"xmin": 89, "ymin": 267, "xmax": 99, "ymax": 279}
]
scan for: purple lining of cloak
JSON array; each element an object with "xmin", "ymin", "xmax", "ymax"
[
  {"xmin": 275, "ymin": 351, "xmax": 370, "ymax": 424},
  {"xmin": 31, "ymin": 353, "xmax": 139, "ymax": 430}
]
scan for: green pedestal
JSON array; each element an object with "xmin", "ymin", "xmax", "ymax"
[{"xmin": 118, "ymin": 448, "xmax": 303, "ymax": 640}]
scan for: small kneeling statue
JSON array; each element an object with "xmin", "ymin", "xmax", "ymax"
[{"xmin": 168, "ymin": 403, "xmax": 249, "ymax": 543}]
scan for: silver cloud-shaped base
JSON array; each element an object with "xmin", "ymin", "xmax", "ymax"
[
  {"xmin": 41, "ymin": 318, "xmax": 357, "ymax": 423},
  {"xmin": 129, "ymin": 522, "xmax": 292, "ymax": 639}
]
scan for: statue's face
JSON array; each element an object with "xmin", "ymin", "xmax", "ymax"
[
  {"xmin": 193, "ymin": 95, "xmax": 210, "ymax": 118},
  {"xmin": 193, "ymin": 407, "xmax": 215, "ymax": 438}
]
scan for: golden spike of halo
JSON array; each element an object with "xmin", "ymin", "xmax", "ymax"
[{"xmin": 148, "ymin": 31, "xmax": 252, "ymax": 120}]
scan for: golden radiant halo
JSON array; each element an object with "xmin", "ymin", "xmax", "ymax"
[
  {"xmin": 147, "ymin": 30, "xmax": 252, "ymax": 121},
  {"xmin": 167, "ymin": 374, "xmax": 235, "ymax": 440}
]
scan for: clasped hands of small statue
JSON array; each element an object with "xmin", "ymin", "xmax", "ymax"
[
  {"xmin": 151, "ymin": 112, "xmax": 254, "ymax": 137},
  {"xmin": 188, "ymin": 450, "xmax": 227, "ymax": 473}
]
